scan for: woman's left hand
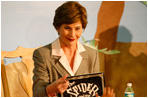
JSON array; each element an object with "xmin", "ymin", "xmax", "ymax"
[{"xmin": 96, "ymin": 87, "xmax": 115, "ymax": 97}]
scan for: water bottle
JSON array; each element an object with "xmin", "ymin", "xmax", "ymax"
[{"xmin": 124, "ymin": 83, "xmax": 134, "ymax": 97}]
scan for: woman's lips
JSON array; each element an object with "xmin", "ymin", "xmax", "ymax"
[{"xmin": 68, "ymin": 38, "xmax": 75, "ymax": 41}]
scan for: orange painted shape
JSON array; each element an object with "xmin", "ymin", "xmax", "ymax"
[{"xmin": 94, "ymin": 1, "xmax": 124, "ymax": 50}]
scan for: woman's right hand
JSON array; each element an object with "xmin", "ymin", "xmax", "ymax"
[{"xmin": 46, "ymin": 75, "xmax": 69, "ymax": 96}]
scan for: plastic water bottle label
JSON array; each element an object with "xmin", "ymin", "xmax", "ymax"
[{"xmin": 125, "ymin": 93, "xmax": 134, "ymax": 97}]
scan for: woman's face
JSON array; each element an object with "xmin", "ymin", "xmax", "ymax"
[{"xmin": 57, "ymin": 21, "xmax": 83, "ymax": 47}]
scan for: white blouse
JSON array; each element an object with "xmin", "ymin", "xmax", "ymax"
[{"xmin": 52, "ymin": 38, "xmax": 86, "ymax": 76}]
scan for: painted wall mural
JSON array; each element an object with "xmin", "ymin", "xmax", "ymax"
[
  {"xmin": 1, "ymin": 1, "xmax": 147, "ymax": 97},
  {"xmin": 94, "ymin": 1, "xmax": 147, "ymax": 97}
]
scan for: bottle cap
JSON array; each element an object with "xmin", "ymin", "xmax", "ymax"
[{"xmin": 127, "ymin": 83, "xmax": 132, "ymax": 87}]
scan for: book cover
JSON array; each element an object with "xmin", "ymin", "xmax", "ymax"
[{"xmin": 60, "ymin": 72, "xmax": 105, "ymax": 97}]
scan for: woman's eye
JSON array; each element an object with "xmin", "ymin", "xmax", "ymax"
[
  {"xmin": 76, "ymin": 27, "xmax": 80, "ymax": 30},
  {"xmin": 64, "ymin": 27, "xmax": 70, "ymax": 30}
]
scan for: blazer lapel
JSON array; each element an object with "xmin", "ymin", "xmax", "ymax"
[
  {"xmin": 74, "ymin": 51, "xmax": 89, "ymax": 75},
  {"xmin": 50, "ymin": 38, "xmax": 72, "ymax": 76},
  {"xmin": 59, "ymin": 55, "xmax": 74, "ymax": 76},
  {"xmin": 50, "ymin": 55, "xmax": 72, "ymax": 77}
]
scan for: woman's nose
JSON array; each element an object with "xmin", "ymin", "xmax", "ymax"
[{"xmin": 69, "ymin": 29, "xmax": 75, "ymax": 37}]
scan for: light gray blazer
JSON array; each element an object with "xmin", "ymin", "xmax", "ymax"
[{"xmin": 32, "ymin": 43, "xmax": 100, "ymax": 97}]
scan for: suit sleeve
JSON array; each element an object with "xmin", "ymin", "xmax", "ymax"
[{"xmin": 32, "ymin": 49, "xmax": 50, "ymax": 97}]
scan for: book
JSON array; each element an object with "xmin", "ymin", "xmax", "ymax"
[{"xmin": 60, "ymin": 72, "xmax": 105, "ymax": 97}]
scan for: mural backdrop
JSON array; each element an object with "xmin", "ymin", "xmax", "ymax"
[{"xmin": 1, "ymin": 1, "xmax": 147, "ymax": 97}]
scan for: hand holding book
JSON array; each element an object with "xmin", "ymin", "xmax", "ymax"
[
  {"xmin": 61, "ymin": 73, "xmax": 105, "ymax": 97},
  {"xmin": 46, "ymin": 75, "xmax": 69, "ymax": 97},
  {"xmin": 46, "ymin": 73, "xmax": 115, "ymax": 97}
]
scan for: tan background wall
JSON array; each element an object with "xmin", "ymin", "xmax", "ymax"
[{"xmin": 105, "ymin": 42, "xmax": 147, "ymax": 97}]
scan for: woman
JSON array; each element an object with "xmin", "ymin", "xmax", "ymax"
[{"xmin": 33, "ymin": 1, "xmax": 115, "ymax": 97}]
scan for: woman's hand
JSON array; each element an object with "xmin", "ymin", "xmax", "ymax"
[
  {"xmin": 46, "ymin": 75, "xmax": 69, "ymax": 96},
  {"xmin": 102, "ymin": 87, "xmax": 115, "ymax": 97},
  {"xmin": 96, "ymin": 87, "xmax": 115, "ymax": 97}
]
